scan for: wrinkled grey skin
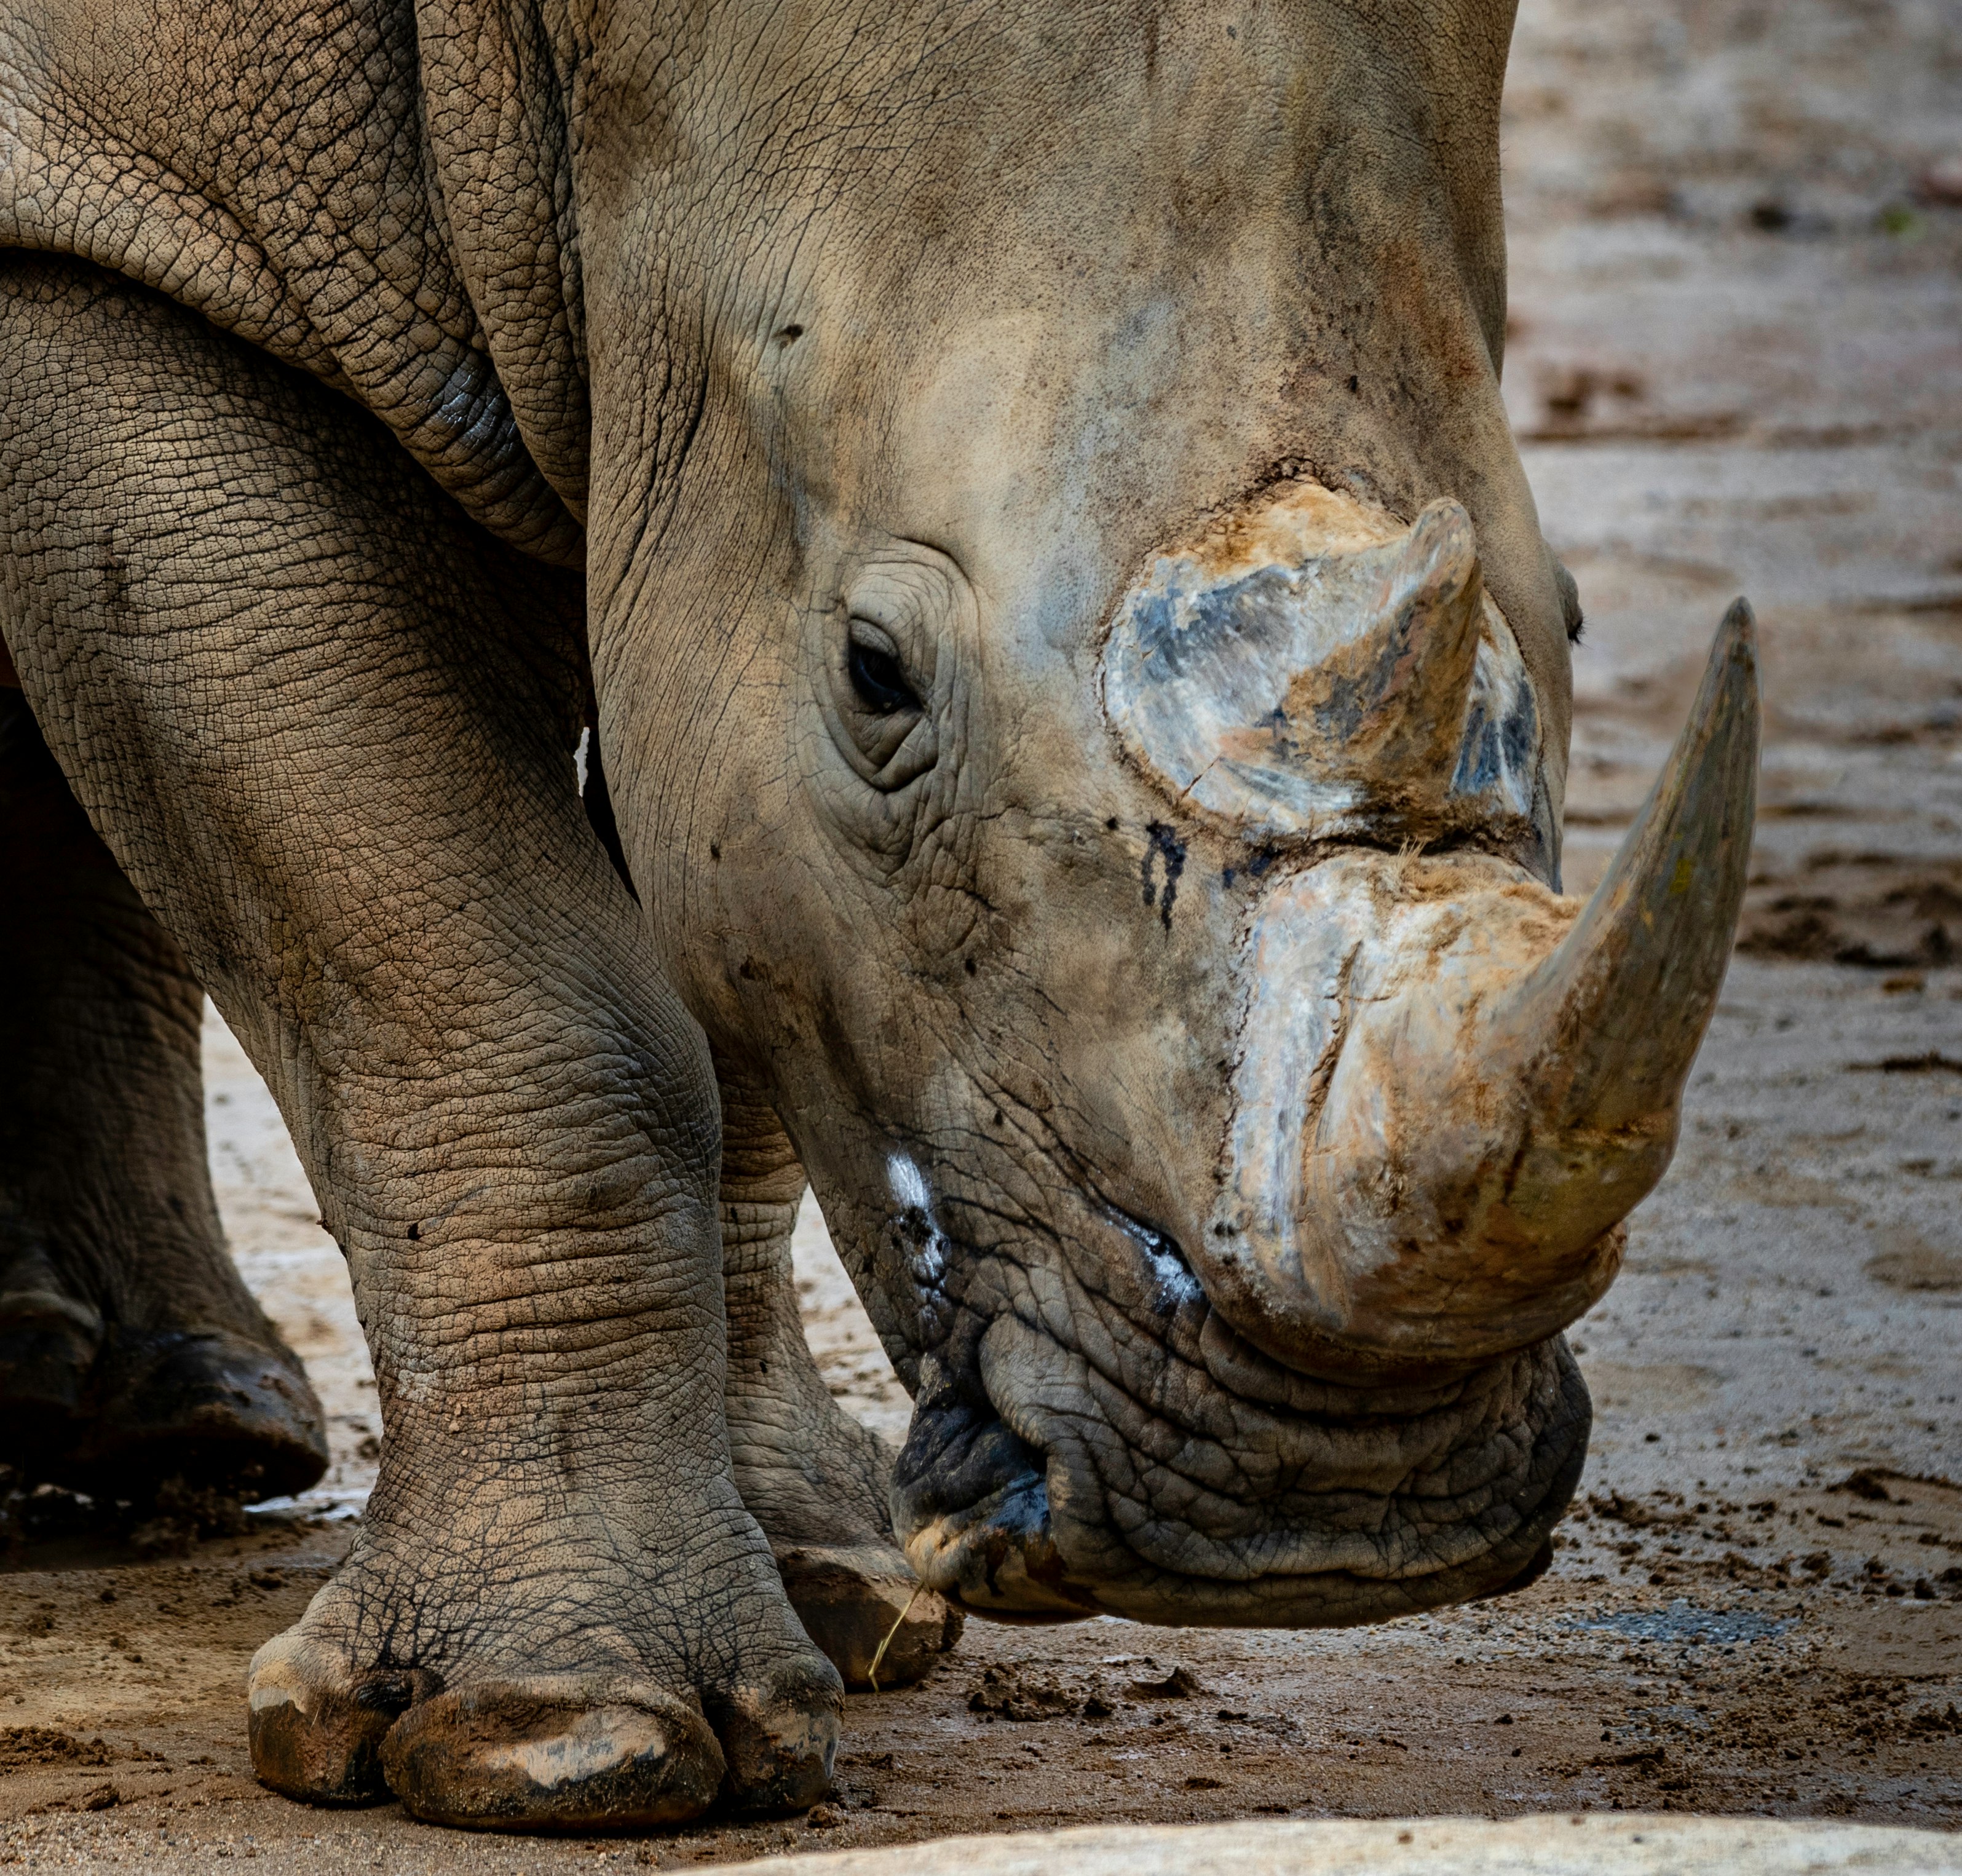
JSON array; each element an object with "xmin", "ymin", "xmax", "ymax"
[{"xmin": 0, "ymin": 0, "xmax": 1614, "ymax": 1832}]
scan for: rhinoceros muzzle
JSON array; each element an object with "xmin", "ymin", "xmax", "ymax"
[{"xmin": 1105, "ymin": 483, "xmax": 1761, "ymax": 1379}]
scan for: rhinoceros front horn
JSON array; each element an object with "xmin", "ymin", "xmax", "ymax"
[
  {"xmin": 1482, "ymin": 597, "xmax": 1762, "ymax": 1248},
  {"xmin": 1205, "ymin": 601, "xmax": 1761, "ymax": 1375}
]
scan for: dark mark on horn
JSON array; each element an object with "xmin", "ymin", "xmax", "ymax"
[{"xmin": 1142, "ymin": 822, "xmax": 1187, "ymax": 929}]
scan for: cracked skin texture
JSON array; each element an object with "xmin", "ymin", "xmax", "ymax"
[{"xmin": 0, "ymin": 0, "xmax": 1610, "ymax": 1837}]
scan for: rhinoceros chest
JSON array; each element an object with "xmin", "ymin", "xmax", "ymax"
[{"xmin": 0, "ymin": 0, "xmax": 580, "ymax": 563}]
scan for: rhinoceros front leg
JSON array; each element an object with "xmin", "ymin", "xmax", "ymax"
[
  {"xmin": 0, "ymin": 255, "xmax": 839, "ymax": 1829},
  {"xmin": 0, "ymin": 689, "xmax": 326, "ymax": 1498},
  {"xmin": 718, "ymin": 1083, "xmax": 963, "ymax": 1688}
]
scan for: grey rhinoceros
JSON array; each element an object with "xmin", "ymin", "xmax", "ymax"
[{"xmin": 0, "ymin": 0, "xmax": 1758, "ymax": 1832}]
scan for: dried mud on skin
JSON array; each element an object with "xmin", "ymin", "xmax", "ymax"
[{"xmin": 6, "ymin": 0, "xmax": 1962, "ymax": 1865}]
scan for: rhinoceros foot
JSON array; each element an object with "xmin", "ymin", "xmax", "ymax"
[
  {"xmin": 0, "ymin": 1281, "xmax": 103, "ymax": 1463},
  {"xmin": 378, "ymin": 1679, "xmax": 727, "ymax": 1830},
  {"xmin": 0, "ymin": 1288, "xmax": 328, "ymax": 1502},
  {"xmin": 65, "ymin": 1325, "xmax": 328, "ymax": 1500},
  {"xmin": 772, "ymin": 1542, "xmax": 965, "ymax": 1690},
  {"xmin": 248, "ymin": 1492, "xmax": 842, "ymax": 1827},
  {"xmin": 248, "ymin": 1629, "xmax": 425, "ymax": 1806},
  {"xmin": 721, "ymin": 1214, "xmax": 964, "ymax": 1690}
]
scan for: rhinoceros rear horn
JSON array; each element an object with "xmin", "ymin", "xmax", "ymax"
[
  {"xmin": 1102, "ymin": 488, "xmax": 1549, "ymax": 847},
  {"xmin": 1488, "ymin": 599, "xmax": 1760, "ymax": 1243},
  {"xmin": 1293, "ymin": 498, "xmax": 1486, "ymax": 791}
]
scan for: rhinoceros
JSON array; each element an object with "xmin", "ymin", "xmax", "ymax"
[{"xmin": 0, "ymin": 0, "xmax": 1758, "ymax": 1832}]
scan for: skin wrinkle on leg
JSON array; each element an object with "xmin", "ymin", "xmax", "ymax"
[{"xmin": 0, "ymin": 253, "xmax": 840, "ymax": 1826}]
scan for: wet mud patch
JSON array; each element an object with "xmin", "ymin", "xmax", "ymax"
[
  {"xmin": 1865, "ymin": 1236, "xmax": 1962, "ymax": 1295},
  {"xmin": 1566, "ymin": 1601, "xmax": 1794, "ymax": 1647},
  {"xmin": 1736, "ymin": 856, "xmax": 1962, "ymax": 969}
]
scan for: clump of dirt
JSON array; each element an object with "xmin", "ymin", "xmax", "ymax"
[
  {"xmin": 1123, "ymin": 1664, "xmax": 1206, "ymax": 1700},
  {"xmin": 0, "ymin": 1729, "xmax": 113, "ymax": 1771},
  {"xmin": 1905, "ymin": 1705, "xmax": 1962, "ymax": 1739},
  {"xmin": 965, "ymin": 1659, "xmax": 1209, "ymax": 1724},
  {"xmin": 1588, "ymin": 1492, "xmax": 1698, "ymax": 1530},
  {"xmin": 967, "ymin": 1664, "xmax": 1114, "ymax": 1722}
]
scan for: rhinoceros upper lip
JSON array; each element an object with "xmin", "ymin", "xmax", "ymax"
[{"xmin": 893, "ymin": 1186, "xmax": 1589, "ymax": 1620}]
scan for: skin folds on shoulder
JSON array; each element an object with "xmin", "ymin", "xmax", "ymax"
[{"xmin": 0, "ymin": 0, "xmax": 581, "ymax": 560}]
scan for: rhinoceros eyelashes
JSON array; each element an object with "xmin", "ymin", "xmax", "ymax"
[{"xmin": 847, "ymin": 630, "xmax": 918, "ymax": 716}]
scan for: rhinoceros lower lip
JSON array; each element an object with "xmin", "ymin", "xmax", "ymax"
[{"xmin": 889, "ymin": 1195, "xmax": 1591, "ymax": 1626}]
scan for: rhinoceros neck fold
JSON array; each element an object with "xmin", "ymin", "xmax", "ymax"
[{"xmin": 0, "ymin": 0, "xmax": 585, "ymax": 564}]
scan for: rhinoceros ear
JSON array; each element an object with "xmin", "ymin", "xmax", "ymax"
[{"xmin": 1100, "ymin": 491, "xmax": 1550, "ymax": 863}]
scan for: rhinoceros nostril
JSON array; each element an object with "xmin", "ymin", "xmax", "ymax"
[{"xmin": 1106, "ymin": 1207, "xmax": 1203, "ymax": 1313}]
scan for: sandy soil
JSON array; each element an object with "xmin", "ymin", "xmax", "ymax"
[{"xmin": 4, "ymin": 0, "xmax": 1960, "ymax": 1865}]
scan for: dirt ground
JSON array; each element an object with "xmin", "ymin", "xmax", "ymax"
[{"xmin": 4, "ymin": 0, "xmax": 1961, "ymax": 1866}]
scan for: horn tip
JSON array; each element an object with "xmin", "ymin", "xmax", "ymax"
[
  {"xmin": 1719, "ymin": 595, "xmax": 1758, "ymax": 655},
  {"xmin": 1700, "ymin": 596, "xmax": 1762, "ymax": 736},
  {"xmin": 1409, "ymin": 499, "xmax": 1476, "ymax": 561},
  {"xmin": 1398, "ymin": 501, "xmax": 1480, "ymax": 608}
]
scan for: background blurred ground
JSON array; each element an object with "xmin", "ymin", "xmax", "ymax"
[{"xmin": 3, "ymin": 0, "xmax": 1960, "ymax": 1865}]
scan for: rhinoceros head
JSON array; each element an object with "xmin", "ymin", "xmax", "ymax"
[{"xmin": 581, "ymin": 0, "xmax": 1758, "ymax": 1626}]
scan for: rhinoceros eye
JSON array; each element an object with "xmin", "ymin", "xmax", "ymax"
[
  {"xmin": 847, "ymin": 631, "xmax": 919, "ymax": 715},
  {"xmin": 823, "ymin": 575, "xmax": 940, "ymax": 794}
]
